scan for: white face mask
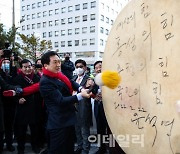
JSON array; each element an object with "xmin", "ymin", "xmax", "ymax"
[
  {"xmin": 75, "ymin": 68, "xmax": 84, "ymax": 75},
  {"xmin": 1, "ymin": 63, "xmax": 10, "ymax": 73}
]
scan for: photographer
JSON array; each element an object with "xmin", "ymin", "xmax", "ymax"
[{"xmin": 0, "ymin": 57, "xmax": 18, "ymax": 152}]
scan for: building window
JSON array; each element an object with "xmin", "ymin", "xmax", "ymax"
[
  {"xmin": 55, "ymin": 20, "xmax": 59, "ymax": 26},
  {"xmin": 43, "ymin": 32, "xmax": 46, "ymax": 38},
  {"xmin": 111, "ymin": 20, "xmax": 114, "ymax": 25},
  {"xmin": 61, "ymin": 18, "xmax": 66, "ymax": 25},
  {"xmin": 82, "ymin": 27, "xmax": 87, "ymax": 34},
  {"xmin": 37, "ymin": 12, "xmax": 41, "ymax": 18},
  {"xmin": 90, "ymin": 26, "xmax": 95, "ymax": 33},
  {"xmin": 61, "ymin": 7, "xmax": 66, "ymax": 13},
  {"xmin": 32, "ymin": 3, "xmax": 36, "ymax": 9},
  {"xmin": 68, "ymin": 17, "xmax": 73, "ymax": 24},
  {"xmin": 43, "ymin": 11, "xmax": 47, "ymax": 17},
  {"xmin": 22, "ymin": 25, "xmax": 25, "ymax": 31},
  {"xmin": 49, "ymin": 10, "xmax": 53, "ymax": 16},
  {"xmin": 49, "ymin": 21, "xmax": 53, "ymax": 27},
  {"xmin": 111, "ymin": 9, "xmax": 114, "ymax": 14},
  {"xmin": 61, "ymin": 30, "xmax": 65, "ymax": 36},
  {"xmin": 106, "ymin": 17, "xmax": 109, "ymax": 24},
  {"xmin": 75, "ymin": 28, "xmax": 80, "ymax": 34},
  {"xmin": 75, "ymin": 4, "xmax": 80, "ymax": 11},
  {"xmin": 49, "ymin": 0, "xmax": 53, "ymax": 5},
  {"xmin": 43, "ymin": 22, "xmax": 46, "ymax": 27},
  {"xmin": 21, "ymin": 15, "xmax": 25, "ymax": 21},
  {"xmin": 101, "ymin": 3, "xmax": 104, "ymax": 9},
  {"xmin": 101, "ymin": 15, "xmax": 104, "ymax": 21},
  {"xmin": 27, "ymin": 5, "xmax": 30, "ymax": 10},
  {"xmin": 32, "ymin": 14, "xmax": 35, "ymax": 19},
  {"xmin": 43, "ymin": 1, "xmax": 47, "ymax": 6},
  {"xmin": 100, "ymin": 27, "xmax": 104, "ymax": 33},
  {"xmin": 55, "ymin": 31, "xmax": 59, "ymax": 37},
  {"xmin": 100, "ymin": 39, "xmax": 104, "ymax": 46},
  {"xmin": 27, "ymin": 15, "xmax": 30, "ymax": 20},
  {"xmin": 55, "ymin": 0, "xmax": 59, "ymax": 3},
  {"xmin": 68, "ymin": 29, "xmax": 72, "ymax": 35},
  {"xmin": 90, "ymin": 38, "xmax": 95, "ymax": 45},
  {"xmin": 55, "ymin": 9, "xmax": 59, "ymax": 15},
  {"xmin": 90, "ymin": 14, "xmax": 95, "ymax": 20},
  {"xmin": 54, "ymin": 42, "xmax": 59, "ymax": 48},
  {"xmin": 83, "ymin": 15, "xmax": 87, "ymax": 21},
  {"xmin": 37, "ymin": 2, "xmax": 41, "ymax": 8},
  {"xmin": 75, "ymin": 40, "xmax": 79, "ymax": 46},
  {"xmin": 37, "ymin": 23, "xmax": 41, "ymax": 28},
  {"xmin": 22, "ymin": 6, "xmax": 25, "ymax": 11},
  {"xmin": 27, "ymin": 24, "xmax": 30, "ymax": 30},
  {"xmin": 68, "ymin": 6, "xmax": 73, "ymax": 12},
  {"xmin": 83, "ymin": 3, "xmax": 88, "ymax": 9},
  {"xmin": 62, "ymin": 0, "xmax": 66, "ymax": 2},
  {"xmin": 61, "ymin": 41, "xmax": 65, "ymax": 47},
  {"xmin": 49, "ymin": 31, "xmax": 52, "ymax": 37},
  {"xmin": 105, "ymin": 29, "xmax": 109, "ymax": 35},
  {"xmin": 75, "ymin": 16, "xmax": 80, "ymax": 23},
  {"xmin": 82, "ymin": 39, "xmax": 87, "ymax": 46},
  {"xmin": 91, "ymin": 1, "xmax": 96, "ymax": 8},
  {"xmin": 106, "ymin": 6, "xmax": 109, "ymax": 12},
  {"xmin": 68, "ymin": 41, "xmax": 72, "ymax": 47}
]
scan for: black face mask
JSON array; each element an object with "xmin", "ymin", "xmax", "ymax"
[{"xmin": 65, "ymin": 57, "xmax": 70, "ymax": 61}]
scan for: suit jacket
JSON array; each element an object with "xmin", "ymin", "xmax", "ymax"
[
  {"xmin": 13, "ymin": 73, "xmax": 42, "ymax": 125},
  {"xmin": 40, "ymin": 75, "xmax": 79, "ymax": 130},
  {"xmin": 0, "ymin": 75, "xmax": 18, "ymax": 131},
  {"xmin": 72, "ymin": 74, "xmax": 92, "ymax": 127}
]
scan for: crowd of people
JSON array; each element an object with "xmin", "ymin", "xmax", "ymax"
[{"xmin": 0, "ymin": 49, "xmax": 125, "ymax": 154}]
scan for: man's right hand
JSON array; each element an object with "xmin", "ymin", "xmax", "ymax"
[{"xmin": 80, "ymin": 89, "xmax": 90, "ymax": 98}]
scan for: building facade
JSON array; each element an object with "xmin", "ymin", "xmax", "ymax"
[{"xmin": 20, "ymin": 0, "xmax": 130, "ymax": 64}]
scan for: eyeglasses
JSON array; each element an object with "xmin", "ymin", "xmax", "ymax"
[{"xmin": 76, "ymin": 65, "xmax": 84, "ymax": 68}]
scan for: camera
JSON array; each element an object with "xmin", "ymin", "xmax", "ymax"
[{"xmin": 2, "ymin": 42, "xmax": 18, "ymax": 61}]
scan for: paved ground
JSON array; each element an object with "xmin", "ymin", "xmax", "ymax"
[{"xmin": 2, "ymin": 143, "xmax": 99, "ymax": 154}]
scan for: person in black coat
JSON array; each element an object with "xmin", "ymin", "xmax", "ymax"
[
  {"xmin": 0, "ymin": 76, "xmax": 22, "ymax": 154},
  {"xmin": 39, "ymin": 51, "xmax": 90, "ymax": 154},
  {"xmin": 61, "ymin": 52, "xmax": 75, "ymax": 79},
  {"xmin": 73, "ymin": 59, "xmax": 93, "ymax": 154},
  {"xmin": 0, "ymin": 58, "xmax": 17, "ymax": 152},
  {"xmin": 13, "ymin": 59, "xmax": 42, "ymax": 154}
]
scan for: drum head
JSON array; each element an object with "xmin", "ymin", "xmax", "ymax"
[{"xmin": 102, "ymin": 0, "xmax": 180, "ymax": 153}]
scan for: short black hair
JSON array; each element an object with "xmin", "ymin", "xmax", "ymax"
[
  {"xmin": 75, "ymin": 59, "xmax": 86, "ymax": 67},
  {"xmin": 64, "ymin": 52, "xmax": 70, "ymax": 56},
  {"xmin": 41, "ymin": 51, "xmax": 59, "ymax": 66},
  {"xmin": 19, "ymin": 59, "xmax": 32, "ymax": 68},
  {"xmin": 94, "ymin": 61, "xmax": 102, "ymax": 69},
  {"xmin": 35, "ymin": 58, "xmax": 41, "ymax": 64}
]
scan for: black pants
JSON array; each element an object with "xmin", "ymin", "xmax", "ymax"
[
  {"xmin": 47, "ymin": 126, "xmax": 75, "ymax": 154},
  {"xmin": 16, "ymin": 124, "xmax": 38, "ymax": 153},
  {"xmin": 0, "ymin": 131, "xmax": 3, "ymax": 151},
  {"xmin": 3, "ymin": 102, "xmax": 16, "ymax": 147}
]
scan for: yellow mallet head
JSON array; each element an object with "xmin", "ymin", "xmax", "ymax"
[{"xmin": 95, "ymin": 70, "xmax": 121, "ymax": 89}]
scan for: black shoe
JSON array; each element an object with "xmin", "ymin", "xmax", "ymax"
[
  {"xmin": 7, "ymin": 145, "xmax": 15, "ymax": 152},
  {"xmin": 74, "ymin": 148, "xmax": 82, "ymax": 154},
  {"xmin": 32, "ymin": 147, "xmax": 40, "ymax": 153},
  {"xmin": 39, "ymin": 148, "xmax": 48, "ymax": 154},
  {"xmin": 18, "ymin": 151, "xmax": 24, "ymax": 154}
]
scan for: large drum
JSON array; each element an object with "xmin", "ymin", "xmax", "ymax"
[{"xmin": 102, "ymin": 0, "xmax": 180, "ymax": 153}]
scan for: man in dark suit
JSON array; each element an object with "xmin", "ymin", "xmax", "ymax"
[
  {"xmin": 73, "ymin": 59, "xmax": 93, "ymax": 154},
  {"xmin": 39, "ymin": 51, "xmax": 90, "ymax": 154},
  {"xmin": 13, "ymin": 59, "xmax": 42, "ymax": 154}
]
